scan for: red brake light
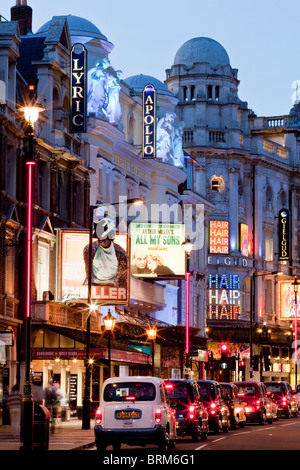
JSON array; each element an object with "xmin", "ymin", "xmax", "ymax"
[
  {"xmin": 237, "ymin": 392, "xmax": 245, "ymax": 397},
  {"xmin": 165, "ymin": 384, "xmax": 173, "ymax": 389},
  {"xmin": 189, "ymin": 405, "xmax": 195, "ymax": 420},
  {"xmin": 282, "ymin": 397, "xmax": 287, "ymax": 404},
  {"xmin": 95, "ymin": 408, "xmax": 102, "ymax": 425},
  {"xmin": 155, "ymin": 408, "xmax": 162, "ymax": 423},
  {"xmin": 210, "ymin": 402, "xmax": 217, "ymax": 415},
  {"xmin": 125, "ymin": 396, "xmax": 136, "ymax": 401}
]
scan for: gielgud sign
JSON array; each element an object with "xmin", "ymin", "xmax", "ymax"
[{"xmin": 58, "ymin": 229, "xmax": 129, "ymax": 304}]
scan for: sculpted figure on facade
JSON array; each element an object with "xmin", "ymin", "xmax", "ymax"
[
  {"xmin": 156, "ymin": 112, "xmax": 185, "ymax": 167},
  {"xmin": 87, "ymin": 57, "xmax": 122, "ymax": 125}
]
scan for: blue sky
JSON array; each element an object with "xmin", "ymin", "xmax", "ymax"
[{"xmin": 2, "ymin": 0, "xmax": 300, "ymax": 116}]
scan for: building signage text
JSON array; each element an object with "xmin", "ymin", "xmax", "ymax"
[
  {"xmin": 209, "ymin": 220, "xmax": 229, "ymax": 254},
  {"xmin": 142, "ymin": 85, "xmax": 156, "ymax": 159},
  {"xmin": 278, "ymin": 208, "xmax": 290, "ymax": 261},
  {"xmin": 70, "ymin": 43, "xmax": 87, "ymax": 133},
  {"xmin": 208, "ymin": 273, "xmax": 241, "ymax": 320}
]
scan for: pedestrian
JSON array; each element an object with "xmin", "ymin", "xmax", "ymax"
[
  {"xmin": 44, "ymin": 380, "xmax": 58, "ymax": 424},
  {"xmin": 6, "ymin": 384, "xmax": 22, "ymax": 438}
]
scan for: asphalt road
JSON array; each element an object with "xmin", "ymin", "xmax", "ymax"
[{"xmin": 89, "ymin": 416, "xmax": 300, "ymax": 452}]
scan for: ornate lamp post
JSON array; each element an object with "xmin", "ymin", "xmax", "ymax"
[
  {"xmin": 181, "ymin": 235, "xmax": 193, "ymax": 376},
  {"xmin": 147, "ymin": 325, "xmax": 157, "ymax": 376},
  {"xmin": 19, "ymin": 99, "xmax": 43, "ymax": 450},
  {"xmin": 103, "ymin": 309, "xmax": 116, "ymax": 378}
]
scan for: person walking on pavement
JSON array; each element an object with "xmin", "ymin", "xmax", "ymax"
[
  {"xmin": 6, "ymin": 384, "xmax": 22, "ymax": 438},
  {"xmin": 44, "ymin": 380, "xmax": 58, "ymax": 426}
]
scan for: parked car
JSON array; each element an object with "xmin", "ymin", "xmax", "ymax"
[
  {"xmin": 233, "ymin": 381, "xmax": 275, "ymax": 424},
  {"xmin": 220, "ymin": 382, "xmax": 247, "ymax": 429},
  {"xmin": 296, "ymin": 384, "xmax": 300, "ymax": 410},
  {"xmin": 197, "ymin": 380, "xmax": 230, "ymax": 434},
  {"xmin": 265, "ymin": 381, "xmax": 298, "ymax": 418},
  {"xmin": 94, "ymin": 376, "xmax": 176, "ymax": 451},
  {"xmin": 164, "ymin": 379, "xmax": 208, "ymax": 442}
]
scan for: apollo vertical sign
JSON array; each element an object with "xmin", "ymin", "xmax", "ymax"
[
  {"xmin": 142, "ymin": 85, "xmax": 156, "ymax": 158},
  {"xmin": 278, "ymin": 208, "xmax": 290, "ymax": 261},
  {"xmin": 70, "ymin": 43, "xmax": 87, "ymax": 133}
]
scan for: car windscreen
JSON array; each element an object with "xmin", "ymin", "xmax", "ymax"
[
  {"xmin": 164, "ymin": 383, "xmax": 192, "ymax": 404},
  {"xmin": 104, "ymin": 382, "xmax": 156, "ymax": 402},
  {"xmin": 221, "ymin": 385, "xmax": 232, "ymax": 399},
  {"xmin": 236, "ymin": 385, "xmax": 257, "ymax": 397},
  {"xmin": 198, "ymin": 383, "xmax": 216, "ymax": 402},
  {"xmin": 265, "ymin": 384, "xmax": 284, "ymax": 395}
]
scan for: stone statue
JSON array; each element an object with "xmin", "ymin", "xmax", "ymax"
[{"xmin": 156, "ymin": 112, "xmax": 185, "ymax": 167}]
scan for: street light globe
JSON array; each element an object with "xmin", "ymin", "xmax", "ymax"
[
  {"xmin": 147, "ymin": 327, "xmax": 157, "ymax": 341},
  {"xmin": 103, "ymin": 310, "xmax": 116, "ymax": 332}
]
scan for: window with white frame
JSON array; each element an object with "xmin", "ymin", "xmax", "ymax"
[{"xmin": 37, "ymin": 241, "xmax": 50, "ymax": 301}]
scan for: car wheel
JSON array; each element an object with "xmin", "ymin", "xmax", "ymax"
[
  {"xmin": 213, "ymin": 416, "xmax": 221, "ymax": 435},
  {"xmin": 158, "ymin": 431, "xmax": 169, "ymax": 451},
  {"xmin": 239, "ymin": 420, "xmax": 245, "ymax": 428},
  {"xmin": 230, "ymin": 418, "xmax": 237, "ymax": 430},
  {"xmin": 192, "ymin": 423, "xmax": 201, "ymax": 442},
  {"xmin": 201, "ymin": 431, "xmax": 208, "ymax": 440},
  {"xmin": 96, "ymin": 442, "xmax": 107, "ymax": 453},
  {"xmin": 259, "ymin": 411, "xmax": 266, "ymax": 425},
  {"xmin": 168, "ymin": 439, "xmax": 176, "ymax": 449},
  {"xmin": 112, "ymin": 442, "xmax": 121, "ymax": 451},
  {"xmin": 267, "ymin": 416, "xmax": 273, "ymax": 424}
]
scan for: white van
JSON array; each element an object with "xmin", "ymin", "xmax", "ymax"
[{"xmin": 94, "ymin": 376, "xmax": 176, "ymax": 451}]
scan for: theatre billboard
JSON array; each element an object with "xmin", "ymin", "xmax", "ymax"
[
  {"xmin": 57, "ymin": 229, "xmax": 129, "ymax": 304},
  {"xmin": 130, "ymin": 223, "xmax": 186, "ymax": 279}
]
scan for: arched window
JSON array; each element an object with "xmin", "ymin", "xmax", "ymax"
[{"xmin": 210, "ymin": 175, "xmax": 225, "ymax": 193}]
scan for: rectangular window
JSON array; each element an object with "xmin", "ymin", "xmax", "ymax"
[
  {"xmin": 265, "ymin": 229, "xmax": 273, "ymax": 261},
  {"xmin": 37, "ymin": 242, "xmax": 49, "ymax": 301}
]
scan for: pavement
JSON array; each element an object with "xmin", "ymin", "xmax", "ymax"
[{"xmin": 0, "ymin": 418, "xmax": 96, "ymax": 451}]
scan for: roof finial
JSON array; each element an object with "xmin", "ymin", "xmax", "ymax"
[
  {"xmin": 16, "ymin": 0, "xmax": 21, "ymax": 5},
  {"xmin": 21, "ymin": 0, "xmax": 28, "ymax": 5}
]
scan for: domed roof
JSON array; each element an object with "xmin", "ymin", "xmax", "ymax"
[
  {"xmin": 174, "ymin": 37, "xmax": 230, "ymax": 68},
  {"xmin": 35, "ymin": 15, "xmax": 107, "ymax": 41},
  {"xmin": 123, "ymin": 74, "xmax": 173, "ymax": 96}
]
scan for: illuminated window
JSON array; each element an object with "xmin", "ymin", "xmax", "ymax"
[
  {"xmin": 265, "ymin": 228, "xmax": 273, "ymax": 261},
  {"xmin": 210, "ymin": 175, "xmax": 225, "ymax": 193},
  {"xmin": 37, "ymin": 241, "xmax": 50, "ymax": 301}
]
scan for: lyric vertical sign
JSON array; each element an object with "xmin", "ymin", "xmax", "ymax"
[
  {"xmin": 70, "ymin": 43, "xmax": 87, "ymax": 133},
  {"xmin": 142, "ymin": 85, "xmax": 156, "ymax": 158}
]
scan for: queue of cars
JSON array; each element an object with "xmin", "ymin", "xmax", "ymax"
[{"xmin": 94, "ymin": 376, "xmax": 298, "ymax": 452}]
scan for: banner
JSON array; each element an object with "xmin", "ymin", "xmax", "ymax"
[
  {"xmin": 70, "ymin": 43, "xmax": 87, "ymax": 133},
  {"xmin": 278, "ymin": 208, "xmax": 290, "ymax": 261},
  {"xmin": 280, "ymin": 281, "xmax": 300, "ymax": 319},
  {"xmin": 58, "ymin": 229, "xmax": 129, "ymax": 304},
  {"xmin": 130, "ymin": 223, "xmax": 186, "ymax": 278},
  {"xmin": 142, "ymin": 85, "xmax": 156, "ymax": 158}
]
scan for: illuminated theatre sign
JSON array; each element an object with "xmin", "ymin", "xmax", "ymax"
[
  {"xmin": 142, "ymin": 85, "xmax": 156, "ymax": 159},
  {"xmin": 209, "ymin": 221, "xmax": 229, "ymax": 254},
  {"xmin": 208, "ymin": 274, "xmax": 241, "ymax": 320},
  {"xmin": 70, "ymin": 43, "xmax": 87, "ymax": 133},
  {"xmin": 278, "ymin": 208, "xmax": 290, "ymax": 261}
]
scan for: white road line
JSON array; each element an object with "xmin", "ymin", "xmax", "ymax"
[
  {"xmin": 212, "ymin": 436, "xmax": 227, "ymax": 442},
  {"xmin": 195, "ymin": 444, "xmax": 208, "ymax": 450}
]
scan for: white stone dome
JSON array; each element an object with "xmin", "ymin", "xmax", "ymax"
[
  {"xmin": 174, "ymin": 37, "xmax": 230, "ymax": 68},
  {"xmin": 124, "ymin": 74, "xmax": 174, "ymax": 96},
  {"xmin": 35, "ymin": 14, "xmax": 107, "ymax": 41}
]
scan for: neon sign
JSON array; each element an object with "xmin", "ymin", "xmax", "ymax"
[
  {"xmin": 142, "ymin": 85, "xmax": 156, "ymax": 158},
  {"xmin": 70, "ymin": 43, "xmax": 87, "ymax": 133},
  {"xmin": 208, "ymin": 274, "xmax": 241, "ymax": 320},
  {"xmin": 209, "ymin": 221, "xmax": 229, "ymax": 254}
]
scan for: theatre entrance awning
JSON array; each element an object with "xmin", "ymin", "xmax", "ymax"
[{"xmin": 31, "ymin": 325, "xmax": 152, "ymax": 365}]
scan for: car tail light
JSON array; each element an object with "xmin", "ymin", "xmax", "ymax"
[
  {"xmin": 189, "ymin": 405, "xmax": 195, "ymax": 420},
  {"xmin": 256, "ymin": 399, "xmax": 262, "ymax": 410},
  {"xmin": 282, "ymin": 397, "xmax": 287, "ymax": 405},
  {"xmin": 155, "ymin": 408, "xmax": 162, "ymax": 424},
  {"xmin": 210, "ymin": 403, "xmax": 217, "ymax": 415},
  {"xmin": 95, "ymin": 408, "xmax": 102, "ymax": 425}
]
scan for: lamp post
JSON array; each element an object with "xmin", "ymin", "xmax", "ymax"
[
  {"xmin": 250, "ymin": 270, "xmax": 283, "ymax": 378},
  {"xmin": 292, "ymin": 276, "xmax": 300, "ymax": 387},
  {"xmin": 19, "ymin": 100, "xmax": 43, "ymax": 450},
  {"xmin": 181, "ymin": 235, "xmax": 193, "ymax": 376},
  {"xmin": 81, "ymin": 197, "xmax": 143, "ymax": 429},
  {"xmin": 103, "ymin": 309, "xmax": 116, "ymax": 378},
  {"xmin": 147, "ymin": 325, "xmax": 157, "ymax": 376}
]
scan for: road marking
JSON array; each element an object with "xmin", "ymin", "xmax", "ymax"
[
  {"xmin": 280, "ymin": 422, "xmax": 298, "ymax": 427},
  {"xmin": 195, "ymin": 444, "xmax": 208, "ymax": 450},
  {"xmin": 212, "ymin": 437, "xmax": 227, "ymax": 442}
]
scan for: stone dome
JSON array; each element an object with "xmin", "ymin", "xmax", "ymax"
[
  {"xmin": 124, "ymin": 74, "xmax": 174, "ymax": 96},
  {"xmin": 35, "ymin": 14, "xmax": 107, "ymax": 41},
  {"xmin": 174, "ymin": 37, "xmax": 230, "ymax": 69}
]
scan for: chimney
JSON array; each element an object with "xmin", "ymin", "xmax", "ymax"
[{"xmin": 11, "ymin": 0, "xmax": 32, "ymax": 35}]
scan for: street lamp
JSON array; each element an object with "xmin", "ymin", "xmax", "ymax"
[
  {"xmin": 19, "ymin": 100, "xmax": 44, "ymax": 451},
  {"xmin": 147, "ymin": 325, "xmax": 157, "ymax": 376},
  {"xmin": 103, "ymin": 309, "xmax": 116, "ymax": 378},
  {"xmin": 250, "ymin": 270, "xmax": 283, "ymax": 378},
  {"xmin": 82, "ymin": 197, "xmax": 143, "ymax": 429},
  {"xmin": 292, "ymin": 276, "xmax": 300, "ymax": 387},
  {"xmin": 181, "ymin": 234, "xmax": 194, "ymax": 376}
]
